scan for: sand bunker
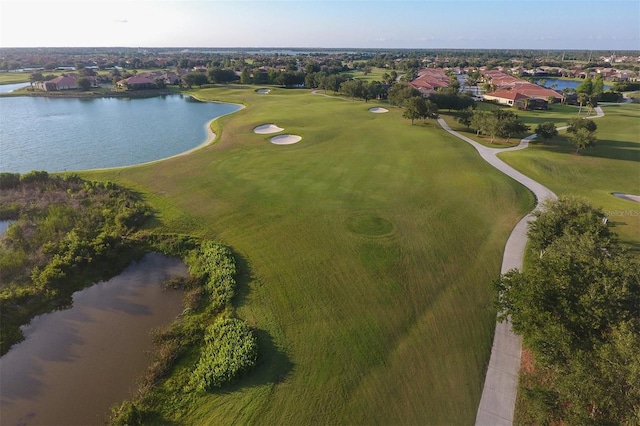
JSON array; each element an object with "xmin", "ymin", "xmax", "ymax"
[
  {"xmin": 369, "ymin": 107, "xmax": 389, "ymax": 113},
  {"xmin": 254, "ymin": 124, "xmax": 284, "ymax": 134},
  {"xmin": 613, "ymin": 193, "xmax": 640, "ymax": 203},
  {"xmin": 270, "ymin": 134, "xmax": 302, "ymax": 145},
  {"xmin": 256, "ymin": 89, "xmax": 271, "ymax": 94}
]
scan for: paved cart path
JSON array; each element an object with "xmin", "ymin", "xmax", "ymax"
[{"xmin": 438, "ymin": 107, "xmax": 603, "ymax": 425}]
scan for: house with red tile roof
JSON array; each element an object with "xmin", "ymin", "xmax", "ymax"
[
  {"xmin": 409, "ymin": 68, "xmax": 450, "ymax": 96},
  {"xmin": 117, "ymin": 75, "xmax": 155, "ymax": 90},
  {"xmin": 35, "ymin": 75, "xmax": 78, "ymax": 91},
  {"xmin": 483, "ymin": 90, "xmax": 530, "ymax": 107}
]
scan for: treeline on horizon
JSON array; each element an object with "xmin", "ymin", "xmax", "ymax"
[{"xmin": 1, "ymin": 47, "xmax": 639, "ymax": 73}]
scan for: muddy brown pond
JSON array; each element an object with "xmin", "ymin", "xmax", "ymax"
[{"xmin": 0, "ymin": 253, "xmax": 186, "ymax": 425}]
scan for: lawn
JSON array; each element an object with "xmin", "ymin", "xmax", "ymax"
[
  {"xmin": 500, "ymin": 102, "xmax": 640, "ymax": 249},
  {"xmin": 84, "ymin": 86, "xmax": 534, "ymax": 424},
  {"xmin": 441, "ymin": 102, "xmax": 602, "ymax": 148}
]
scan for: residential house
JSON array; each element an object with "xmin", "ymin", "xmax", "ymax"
[
  {"xmin": 34, "ymin": 75, "xmax": 81, "ymax": 91},
  {"xmin": 117, "ymin": 75, "xmax": 155, "ymax": 90},
  {"xmin": 409, "ymin": 68, "xmax": 450, "ymax": 96},
  {"xmin": 483, "ymin": 90, "xmax": 530, "ymax": 108}
]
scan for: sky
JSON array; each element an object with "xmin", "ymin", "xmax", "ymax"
[{"xmin": 1, "ymin": 0, "xmax": 639, "ymax": 50}]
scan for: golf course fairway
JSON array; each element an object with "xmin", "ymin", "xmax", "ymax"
[{"xmin": 85, "ymin": 86, "xmax": 535, "ymax": 424}]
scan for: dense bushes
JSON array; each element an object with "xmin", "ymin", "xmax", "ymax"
[
  {"xmin": 188, "ymin": 317, "xmax": 258, "ymax": 391},
  {"xmin": 0, "ymin": 172, "xmax": 151, "ymax": 354},
  {"xmin": 109, "ymin": 239, "xmax": 258, "ymax": 424},
  {"xmin": 185, "ymin": 241, "xmax": 237, "ymax": 312},
  {"xmin": 494, "ymin": 197, "xmax": 640, "ymax": 424}
]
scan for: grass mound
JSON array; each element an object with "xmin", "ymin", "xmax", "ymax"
[{"xmin": 347, "ymin": 213, "xmax": 394, "ymax": 236}]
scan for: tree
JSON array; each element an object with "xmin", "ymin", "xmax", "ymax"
[
  {"xmin": 340, "ymin": 79, "xmax": 364, "ymax": 100},
  {"xmin": 455, "ymin": 107, "xmax": 474, "ymax": 130},
  {"xmin": 192, "ymin": 73, "xmax": 209, "ymax": 88},
  {"xmin": 423, "ymin": 99, "xmax": 439, "ymax": 121},
  {"xmin": 570, "ymin": 127, "xmax": 597, "ymax": 153},
  {"xmin": 240, "ymin": 68, "xmax": 251, "ymax": 84},
  {"xmin": 592, "ymin": 74, "xmax": 605, "ymax": 97},
  {"xmin": 387, "ymin": 83, "xmax": 420, "ymax": 107},
  {"xmin": 402, "ymin": 96, "xmax": 427, "ymax": 124},
  {"xmin": 77, "ymin": 77, "xmax": 92, "ymax": 91},
  {"xmin": 496, "ymin": 112, "xmax": 529, "ymax": 143},
  {"xmin": 567, "ymin": 117, "xmax": 598, "ymax": 134},
  {"xmin": 470, "ymin": 110, "xmax": 497, "ymax": 138},
  {"xmin": 493, "ymin": 196, "xmax": 640, "ymax": 424},
  {"xmin": 534, "ymin": 122, "xmax": 558, "ymax": 143},
  {"xmin": 181, "ymin": 73, "xmax": 196, "ymax": 88},
  {"xmin": 29, "ymin": 72, "xmax": 43, "ymax": 89},
  {"xmin": 576, "ymin": 77, "xmax": 594, "ymax": 95},
  {"xmin": 577, "ymin": 92, "xmax": 589, "ymax": 114}
]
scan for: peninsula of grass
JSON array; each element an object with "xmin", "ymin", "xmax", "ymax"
[
  {"xmin": 499, "ymin": 102, "xmax": 640, "ymax": 248},
  {"xmin": 84, "ymin": 85, "xmax": 535, "ymax": 424}
]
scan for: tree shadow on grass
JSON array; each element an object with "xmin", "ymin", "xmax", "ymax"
[
  {"xmin": 215, "ymin": 328, "xmax": 295, "ymax": 395},
  {"xmin": 533, "ymin": 138, "xmax": 640, "ymax": 163},
  {"xmin": 225, "ymin": 249, "xmax": 295, "ymax": 391}
]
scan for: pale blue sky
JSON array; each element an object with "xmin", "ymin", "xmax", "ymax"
[{"xmin": 1, "ymin": 0, "xmax": 639, "ymax": 50}]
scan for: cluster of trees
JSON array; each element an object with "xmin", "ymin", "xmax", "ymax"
[
  {"xmin": 575, "ymin": 75, "xmax": 605, "ymax": 113},
  {"xmin": 494, "ymin": 197, "xmax": 640, "ymax": 424},
  {"xmin": 534, "ymin": 118, "xmax": 598, "ymax": 153},
  {"xmin": 338, "ymin": 79, "xmax": 387, "ymax": 101},
  {"xmin": 0, "ymin": 172, "xmax": 151, "ymax": 354},
  {"xmin": 463, "ymin": 109, "xmax": 530, "ymax": 143}
]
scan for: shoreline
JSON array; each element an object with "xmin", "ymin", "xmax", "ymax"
[
  {"xmin": 83, "ymin": 95, "xmax": 245, "ymax": 173},
  {"xmin": 0, "ymin": 87, "xmax": 177, "ymax": 99}
]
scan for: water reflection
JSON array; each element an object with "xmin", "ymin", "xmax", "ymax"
[{"xmin": 0, "ymin": 253, "xmax": 186, "ymax": 425}]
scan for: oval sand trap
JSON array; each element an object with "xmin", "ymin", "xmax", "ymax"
[
  {"xmin": 613, "ymin": 193, "xmax": 640, "ymax": 203},
  {"xmin": 256, "ymin": 89, "xmax": 271, "ymax": 94},
  {"xmin": 254, "ymin": 124, "xmax": 284, "ymax": 134},
  {"xmin": 369, "ymin": 107, "xmax": 389, "ymax": 113},
  {"xmin": 271, "ymin": 134, "xmax": 302, "ymax": 145}
]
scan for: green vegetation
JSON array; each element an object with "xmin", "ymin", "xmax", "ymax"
[
  {"xmin": 494, "ymin": 197, "xmax": 640, "ymax": 424},
  {"xmin": 83, "ymin": 85, "xmax": 534, "ymax": 424},
  {"xmin": 189, "ymin": 317, "xmax": 258, "ymax": 392},
  {"xmin": 109, "ymin": 239, "xmax": 256, "ymax": 425},
  {"xmin": 499, "ymin": 103, "xmax": 640, "ymax": 246},
  {"xmin": 0, "ymin": 172, "xmax": 151, "ymax": 354}
]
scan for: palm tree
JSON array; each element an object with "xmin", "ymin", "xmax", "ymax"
[{"xmin": 577, "ymin": 93, "xmax": 589, "ymax": 114}]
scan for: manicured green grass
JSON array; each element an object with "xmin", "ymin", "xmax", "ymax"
[
  {"xmin": 442, "ymin": 102, "xmax": 601, "ymax": 148},
  {"xmin": 85, "ymin": 86, "xmax": 534, "ymax": 424},
  {"xmin": 500, "ymin": 103, "xmax": 640, "ymax": 248},
  {"xmin": 349, "ymin": 67, "xmax": 390, "ymax": 82},
  {"xmin": 0, "ymin": 71, "xmax": 35, "ymax": 84}
]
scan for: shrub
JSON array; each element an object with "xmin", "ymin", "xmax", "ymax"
[{"xmin": 188, "ymin": 317, "xmax": 258, "ymax": 391}]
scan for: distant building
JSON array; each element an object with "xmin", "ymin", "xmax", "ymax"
[{"xmin": 117, "ymin": 75, "xmax": 155, "ymax": 90}]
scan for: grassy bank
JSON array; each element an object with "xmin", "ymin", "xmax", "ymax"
[
  {"xmin": 84, "ymin": 85, "xmax": 534, "ymax": 424},
  {"xmin": 500, "ymin": 103, "xmax": 640, "ymax": 248}
]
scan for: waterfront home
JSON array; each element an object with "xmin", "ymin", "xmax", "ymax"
[{"xmin": 117, "ymin": 75, "xmax": 155, "ymax": 90}]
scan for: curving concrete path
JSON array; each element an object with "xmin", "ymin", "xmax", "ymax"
[
  {"xmin": 437, "ymin": 118, "xmax": 557, "ymax": 426},
  {"xmin": 439, "ymin": 107, "xmax": 604, "ymax": 425}
]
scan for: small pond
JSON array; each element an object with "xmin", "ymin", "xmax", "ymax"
[{"xmin": 0, "ymin": 253, "xmax": 187, "ymax": 425}]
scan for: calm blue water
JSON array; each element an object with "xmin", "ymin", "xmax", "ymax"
[
  {"xmin": 540, "ymin": 78, "xmax": 612, "ymax": 91},
  {"xmin": 0, "ymin": 95, "xmax": 241, "ymax": 173}
]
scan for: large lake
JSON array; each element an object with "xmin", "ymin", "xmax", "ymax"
[{"xmin": 0, "ymin": 94, "xmax": 241, "ymax": 173}]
